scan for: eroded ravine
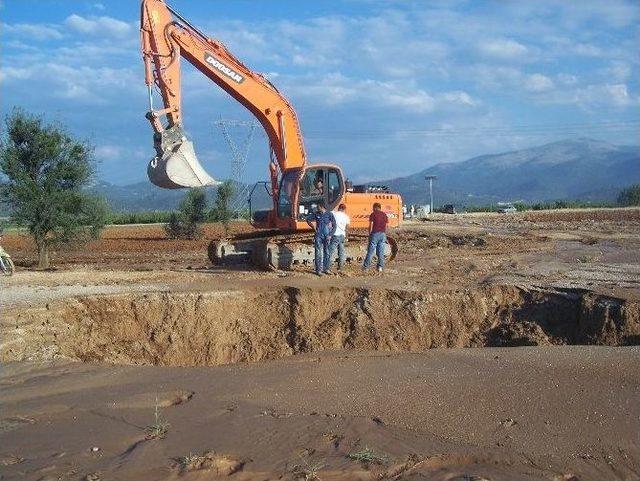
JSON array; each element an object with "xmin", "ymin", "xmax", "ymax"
[{"xmin": 2, "ymin": 285, "xmax": 639, "ymax": 366}]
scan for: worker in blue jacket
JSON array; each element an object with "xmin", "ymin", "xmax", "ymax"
[{"xmin": 306, "ymin": 201, "xmax": 337, "ymax": 276}]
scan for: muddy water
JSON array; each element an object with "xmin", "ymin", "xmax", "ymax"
[{"xmin": 3, "ymin": 285, "xmax": 639, "ymax": 366}]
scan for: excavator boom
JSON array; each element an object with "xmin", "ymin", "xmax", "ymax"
[{"xmin": 140, "ymin": 0, "xmax": 306, "ymax": 189}]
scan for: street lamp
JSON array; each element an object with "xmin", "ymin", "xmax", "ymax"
[{"xmin": 425, "ymin": 175, "xmax": 437, "ymax": 214}]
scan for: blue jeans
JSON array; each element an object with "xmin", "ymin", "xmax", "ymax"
[
  {"xmin": 363, "ymin": 232, "xmax": 386, "ymax": 269},
  {"xmin": 328, "ymin": 234, "xmax": 345, "ymax": 270},
  {"xmin": 314, "ymin": 235, "xmax": 331, "ymax": 273}
]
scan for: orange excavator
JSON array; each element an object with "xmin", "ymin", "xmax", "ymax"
[{"xmin": 140, "ymin": 0, "xmax": 402, "ymax": 268}]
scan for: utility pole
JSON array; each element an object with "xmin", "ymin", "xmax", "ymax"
[{"xmin": 425, "ymin": 175, "xmax": 437, "ymax": 214}]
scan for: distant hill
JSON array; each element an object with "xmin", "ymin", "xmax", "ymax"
[
  {"xmin": 384, "ymin": 138, "xmax": 639, "ymax": 206},
  {"xmin": 90, "ymin": 180, "xmax": 272, "ymax": 212},
  {"xmin": 90, "ymin": 138, "xmax": 639, "ymax": 212},
  {"xmin": 91, "ymin": 181, "xmax": 185, "ymax": 211}
]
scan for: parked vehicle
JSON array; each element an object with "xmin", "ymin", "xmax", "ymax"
[
  {"xmin": 437, "ymin": 204, "xmax": 457, "ymax": 214},
  {"xmin": 498, "ymin": 203, "xmax": 517, "ymax": 214},
  {"xmin": 0, "ymin": 233, "xmax": 14, "ymax": 276}
]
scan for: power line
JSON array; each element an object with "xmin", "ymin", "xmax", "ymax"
[
  {"xmin": 214, "ymin": 119, "xmax": 258, "ymax": 214},
  {"xmin": 302, "ymin": 119, "xmax": 640, "ymax": 139}
]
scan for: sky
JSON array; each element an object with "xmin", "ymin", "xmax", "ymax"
[{"xmin": 1, "ymin": 0, "xmax": 639, "ymax": 185}]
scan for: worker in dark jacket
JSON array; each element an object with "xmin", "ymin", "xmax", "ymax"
[
  {"xmin": 306, "ymin": 202, "xmax": 336, "ymax": 275},
  {"xmin": 363, "ymin": 202, "xmax": 388, "ymax": 273}
]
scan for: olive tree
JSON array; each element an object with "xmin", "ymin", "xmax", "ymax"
[
  {"xmin": 210, "ymin": 180, "xmax": 235, "ymax": 235},
  {"xmin": 164, "ymin": 188, "xmax": 207, "ymax": 239},
  {"xmin": 0, "ymin": 109, "xmax": 107, "ymax": 268}
]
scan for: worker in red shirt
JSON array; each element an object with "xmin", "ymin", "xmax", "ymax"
[{"xmin": 363, "ymin": 202, "xmax": 388, "ymax": 272}]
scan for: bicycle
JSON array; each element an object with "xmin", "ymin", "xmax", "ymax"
[{"xmin": 0, "ymin": 241, "xmax": 14, "ymax": 276}]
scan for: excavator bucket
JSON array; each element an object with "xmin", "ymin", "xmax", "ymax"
[
  {"xmin": 147, "ymin": 140, "xmax": 218, "ymax": 189},
  {"xmin": 147, "ymin": 126, "xmax": 218, "ymax": 189}
]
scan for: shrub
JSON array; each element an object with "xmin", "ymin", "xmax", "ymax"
[
  {"xmin": 164, "ymin": 189, "xmax": 207, "ymax": 239},
  {"xmin": 617, "ymin": 184, "xmax": 640, "ymax": 207}
]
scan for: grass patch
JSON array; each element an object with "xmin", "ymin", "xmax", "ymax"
[
  {"xmin": 178, "ymin": 452, "xmax": 207, "ymax": 471},
  {"xmin": 108, "ymin": 211, "xmax": 174, "ymax": 225},
  {"xmin": 145, "ymin": 398, "xmax": 170, "ymax": 439},
  {"xmin": 347, "ymin": 446, "xmax": 389, "ymax": 466},
  {"xmin": 292, "ymin": 454, "xmax": 325, "ymax": 480},
  {"xmin": 577, "ymin": 255, "xmax": 595, "ymax": 264}
]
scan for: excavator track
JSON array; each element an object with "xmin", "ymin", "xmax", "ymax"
[{"xmin": 208, "ymin": 231, "xmax": 398, "ymax": 270}]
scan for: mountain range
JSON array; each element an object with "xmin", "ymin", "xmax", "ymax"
[
  {"xmin": 383, "ymin": 138, "xmax": 639, "ymax": 206},
  {"xmin": 92, "ymin": 138, "xmax": 639, "ymax": 212}
]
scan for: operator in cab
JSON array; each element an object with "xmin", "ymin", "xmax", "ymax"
[{"xmin": 306, "ymin": 202, "xmax": 336, "ymax": 276}]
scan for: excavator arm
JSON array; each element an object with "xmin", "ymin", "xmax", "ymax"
[{"xmin": 140, "ymin": 0, "xmax": 307, "ymax": 190}]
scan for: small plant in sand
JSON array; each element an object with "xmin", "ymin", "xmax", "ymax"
[
  {"xmin": 179, "ymin": 452, "xmax": 206, "ymax": 471},
  {"xmin": 292, "ymin": 454, "xmax": 325, "ymax": 481},
  {"xmin": 145, "ymin": 397, "xmax": 170, "ymax": 439},
  {"xmin": 347, "ymin": 446, "xmax": 389, "ymax": 466},
  {"xmin": 174, "ymin": 450, "xmax": 244, "ymax": 475}
]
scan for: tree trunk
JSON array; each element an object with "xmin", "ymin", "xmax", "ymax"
[{"xmin": 37, "ymin": 242, "xmax": 50, "ymax": 269}]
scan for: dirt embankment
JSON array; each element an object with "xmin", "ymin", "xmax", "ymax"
[{"xmin": 3, "ymin": 285, "xmax": 638, "ymax": 366}]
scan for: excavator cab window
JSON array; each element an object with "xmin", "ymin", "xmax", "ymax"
[
  {"xmin": 277, "ymin": 169, "xmax": 301, "ymax": 219},
  {"xmin": 300, "ymin": 169, "xmax": 325, "ymax": 200},
  {"xmin": 296, "ymin": 167, "xmax": 344, "ymax": 219},
  {"xmin": 327, "ymin": 169, "xmax": 341, "ymax": 207}
]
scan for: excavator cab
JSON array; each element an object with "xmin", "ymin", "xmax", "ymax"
[
  {"xmin": 252, "ymin": 165, "xmax": 345, "ymax": 229},
  {"xmin": 269, "ymin": 165, "xmax": 344, "ymax": 225}
]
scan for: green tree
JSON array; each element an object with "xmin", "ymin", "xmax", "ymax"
[
  {"xmin": 617, "ymin": 184, "xmax": 640, "ymax": 207},
  {"xmin": 0, "ymin": 109, "xmax": 107, "ymax": 268},
  {"xmin": 210, "ymin": 180, "xmax": 235, "ymax": 235},
  {"xmin": 164, "ymin": 188, "xmax": 207, "ymax": 239}
]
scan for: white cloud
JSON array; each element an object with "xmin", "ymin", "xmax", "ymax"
[
  {"xmin": 478, "ymin": 38, "xmax": 528, "ymax": 59},
  {"xmin": 385, "ymin": 88, "xmax": 436, "ymax": 112},
  {"xmin": 0, "ymin": 66, "xmax": 34, "ymax": 83},
  {"xmin": 467, "ymin": 65, "xmax": 522, "ymax": 90},
  {"xmin": 556, "ymin": 0, "xmax": 639, "ymax": 28},
  {"xmin": 439, "ymin": 91, "xmax": 477, "ymax": 107},
  {"xmin": 64, "ymin": 14, "xmax": 132, "ymax": 39},
  {"xmin": 1, "ymin": 62, "xmax": 141, "ymax": 103},
  {"xmin": 95, "ymin": 144, "xmax": 122, "ymax": 160},
  {"xmin": 557, "ymin": 73, "xmax": 578, "ymax": 86},
  {"xmin": 540, "ymin": 82, "xmax": 638, "ymax": 109},
  {"xmin": 604, "ymin": 62, "xmax": 632, "ymax": 82},
  {"xmin": 2, "ymin": 22, "xmax": 63, "ymax": 40},
  {"xmin": 602, "ymin": 84, "xmax": 634, "ymax": 106},
  {"xmin": 284, "ymin": 73, "xmax": 476, "ymax": 114},
  {"xmin": 572, "ymin": 43, "xmax": 603, "ymax": 57},
  {"xmin": 288, "ymin": 73, "xmax": 358, "ymax": 105},
  {"xmin": 525, "ymin": 74, "xmax": 554, "ymax": 92}
]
